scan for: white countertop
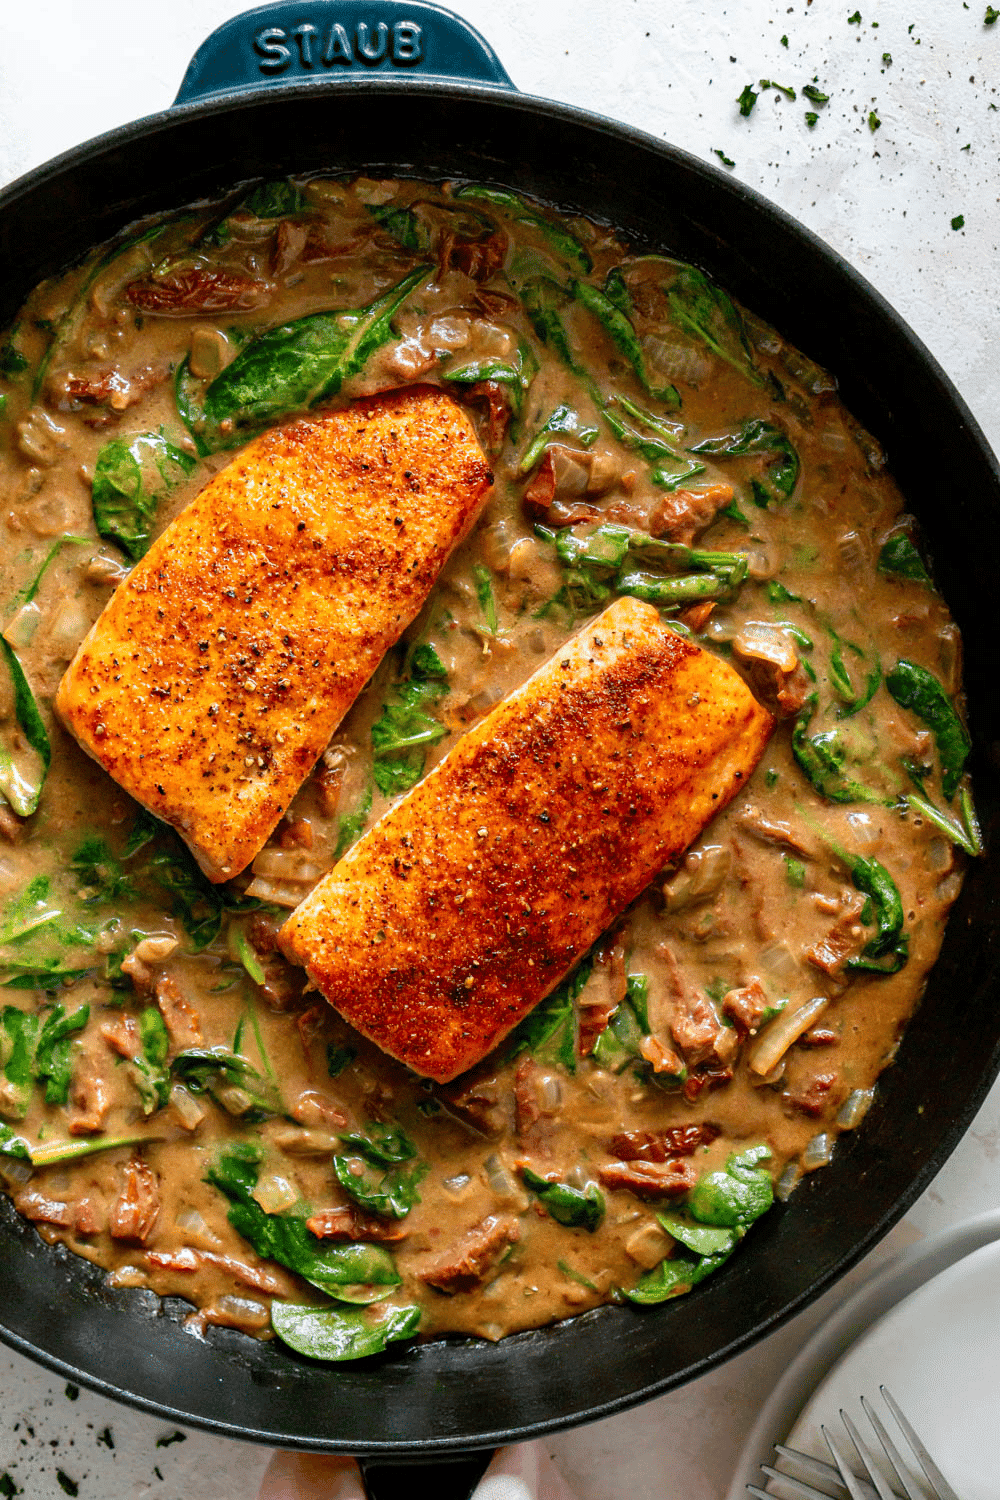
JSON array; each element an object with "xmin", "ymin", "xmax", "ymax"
[{"xmin": 1, "ymin": 2, "xmax": 998, "ymax": 1495}]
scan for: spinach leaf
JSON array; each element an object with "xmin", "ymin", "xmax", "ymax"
[
  {"xmin": 519, "ymin": 278, "xmax": 581, "ymax": 373},
  {"xmin": 332, "ymin": 1122, "xmax": 426, "ymax": 1219},
  {"xmin": 625, "ymin": 1248, "xmax": 729, "ymax": 1304},
  {"xmin": 129, "ymin": 1007, "xmax": 171, "ymax": 1115},
  {"xmin": 837, "ymin": 851, "xmax": 909, "ymax": 975},
  {"xmin": 11, "ymin": 535, "xmax": 91, "ymax": 610},
  {"xmin": 655, "ymin": 1211, "xmax": 739, "ymax": 1258},
  {"xmin": 1, "ymin": 1001, "xmax": 88, "ymax": 1114},
  {"xmin": 592, "ymin": 987, "xmax": 656, "ymax": 1075},
  {"xmin": 172, "ymin": 1046, "xmax": 283, "ymax": 1119},
  {"xmin": 792, "ymin": 694, "xmax": 882, "ymax": 804},
  {"xmin": 441, "ymin": 340, "xmax": 538, "ymax": 416},
  {"xmin": 339, "ymin": 1121, "xmax": 418, "ymax": 1164},
  {"xmin": 506, "ymin": 956, "xmax": 593, "ymax": 1073},
  {"xmin": 370, "ymin": 203, "xmax": 429, "ymax": 251},
  {"xmin": 456, "ymin": 185, "xmax": 592, "ymax": 274},
  {"xmin": 240, "ymin": 179, "xmax": 306, "ymax": 218},
  {"xmin": 0, "ymin": 334, "xmax": 29, "ymax": 378},
  {"xmin": 688, "ymin": 1144, "xmax": 773, "ymax": 1228},
  {"xmin": 904, "ymin": 789, "xmax": 982, "ymax": 858},
  {"xmin": 326, "ymin": 1043, "xmax": 357, "ymax": 1078},
  {"xmin": 886, "ymin": 659, "xmax": 970, "ymax": 799},
  {"xmin": 193, "ymin": 266, "xmax": 429, "ymax": 447},
  {"xmin": 473, "ymin": 563, "xmax": 498, "ymax": 633},
  {"xmin": 536, "ymin": 521, "xmax": 749, "ymax": 621},
  {"xmin": 626, "ymin": 1152, "xmax": 773, "ymax": 1304},
  {"xmin": 408, "ymin": 643, "xmax": 447, "ymax": 681},
  {"xmin": 0, "ymin": 1123, "xmax": 29, "ymax": 1159},
  {"xmin": 143, "ymin": 836, "xmax": 258, "ymax": 950},
  {"xmin": 0, "ymin": 640, "xmax": 50, "ymax": 818},
  {"xmin": 91, "ymin": 430, "xmax": 195, "ymax": 561},
  {"xmin": 35, "ymin": 1003, "xmax": 89, "ymax": 1106},
  {"xmin": 665, "ymin": 263, "xmax": 765, "ymax": 387},
  {"xmin": 70, "ymin": 836, "xmax": 136, "ymax": 905},
  {"xmin": 206, "ymin": 1145, "xmax": 402, "ymax": 1299},
  {"xmin": 521, "ymin": 1167, "xmax": 605, "ymax": 1231},
  {"xmin": 601, "ymin": 395, "xmax": 690, "ymax": 467},
  {"xmin": 571, "ymin": 280, "xmax": 680, "ymax": 405},
  {"xmin": 690, "ymin": 419, "xmax": 799, "ymax": 506},
  {"xmin": 625, "ymin": 972, "xmax": 650, "ymax": 1032},
  {"xmin": 518, "ymin": 403, "xmax": 599, "ymax": 475},
  {"xmin": 23, "ymin": 1131, "xmax": 158, "ymax": 1168},
  {"xmin": 271, "ymin": 1299, "xmax": 421, "ymax": 1362},
  {"xmin": 0, "ymin": 1006, "xmax": 41, "ymax": 1117},
  {"xmin": 878, "ymin": 533, "xmax": 930, "ymax": 584},
  {"xmin": 332, "ymin": 1155, "xmax": 427, "ymax": 1221},
  {"xmin": 334, "ymin": 784, "xmax": 373, "ymax": 860},
  {"xmin": 371, "ymin": 664, "xmax": 448, "ymax": 799},
  {"xmin": 0, "ymin": 874, "xmax": 59, "ymax": 945}
]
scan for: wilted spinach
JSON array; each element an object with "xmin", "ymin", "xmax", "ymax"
[
  {"xmin": 626, "ymin": 1146, "xmax": 773, "ymax": 1305},
  {"xmin": 206, "ymin": 1144, "xmax": 401, "ymax": 1298},
  {"xmin": 183, "ymin": 266, "xmax": 429, "ymax": 450},
  {"xmin": 690, "ymin": 418, "xmax": 799, "ymax": 507},
  {"xmin": 91, "ymin": 430, "xmax": 195, "ymax": 560},
  {"xmin": 0, "ymin": 639, "xmax": 50, "ymax": 817},
  {"xmin": 271, "ymin": 1299, "xmax": 421, "ymax": 1362},
  {"xmin": 332, "ymin": 1122, "xmax": 427, "ymax": 1221}
]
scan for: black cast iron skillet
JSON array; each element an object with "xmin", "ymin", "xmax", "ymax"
[{"xmin": 1, "ymin": 2, "xmax": 999, "ymax": 1490}]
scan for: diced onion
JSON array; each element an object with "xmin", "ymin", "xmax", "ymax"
[
  {"xmin": 175, "ymin": 1206, "xmax": 213, "ymax": 1239},
  {"xmin": 443, "ymin": 1173, "xmax": 471, "ymax": 1196},
  {"xmin": 134, "ymin": 934, "xmax": 179, "ymax": 963},
  {"xmin": 846, "ymin": 812, "xmax": 880, "ymax": 849},
  {"xmin": 775, "ymin": 1163, "xmax": 801, "ymax": 1202},
  {"xmin": 46, "ymin": 596, "xmax": 91, "ymax": 658},
  {"xmin": 3, "ymin": 602, "xmax": 42, "ymax": 650},
  {"xmin": 216, "ymin": 1085, "xmax": 255, "ymax": 1117},
  {"xmin": 734, "ymin": 621, "xmax": 798, "ymax": 673},
  {"xmin": 1, "ymin": 1157, "xmax": 33, "ymax": 1185},
  {"xmin": 749, "ymin": 995, "xmax": 829, "ymax": 1076},
  {"xmin": 838, "ymin": 531, "xmax": 866, "ymax": 575},
  {"xmin": 252, "ymin": 1174, "xmax": 298, "ymax": 1214},
  {"xmin": 216, "ymin": 1295, "xmax": 268, "ymax": 1328},
  {"xmin": 759, "ymin": 943, "xmax": 800, "ymax": 989},
  {"xmin": 837, "ymin": 1088, "xmax": 875, "ymax": 1130},
  {"xmin": 802, "ymin": 1133, "xmax": 833, "ymax": 1170},
  {"xmin": 538, "ymin": 1074, "xmax": 562, "ymax": 1111}
]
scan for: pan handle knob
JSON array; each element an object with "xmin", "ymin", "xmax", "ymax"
[{"xmin": 173, "ymin": 0, "xmax": 515, "ymax": 106}]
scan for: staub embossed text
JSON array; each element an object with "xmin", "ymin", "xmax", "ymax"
[{"xmin": 253, "ymin": 20, "xmax": 423, "ymax": 72}]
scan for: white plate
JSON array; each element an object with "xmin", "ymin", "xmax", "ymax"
[{"xmin": 727, "ymin": 1208, "xmax": 1000, "ymax": 1500}]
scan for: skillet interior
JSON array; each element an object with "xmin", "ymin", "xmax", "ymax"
[{"xmin": 0, "ymin": 80, "xmax": 998, "ymax": 1453}]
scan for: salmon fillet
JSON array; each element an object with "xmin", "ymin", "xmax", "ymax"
[
  {"xmin": 55, "ymin": 386, "xmax": 492, "ymax": 881},
  {"xmin": 279, "ymin": 597, "xmax": 775, "ymax": 1083}
]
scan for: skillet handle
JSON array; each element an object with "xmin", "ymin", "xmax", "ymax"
[
  {"xmin": 173, "ymin": 0, "xmax": 515, "ymax": 105},
  {"xmin": 359, "ymin": 1451, "xmax": 495, "ymax": 1500}
]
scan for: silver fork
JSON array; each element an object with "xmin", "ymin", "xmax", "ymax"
[{"xmin": 747, "ymin": 1386, "xmax": 962, "ymax": 1500}]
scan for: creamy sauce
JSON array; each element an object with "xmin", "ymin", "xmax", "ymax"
[{"xmin": 0, "ymin": 175, "xmax": 971, "ymax": 1352}]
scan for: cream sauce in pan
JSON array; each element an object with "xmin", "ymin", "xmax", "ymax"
[{"xmin": 0, "ymin": 175, "xmax": 973, "ymax": 1354}]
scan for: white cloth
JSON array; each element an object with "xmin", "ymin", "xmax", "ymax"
[{"xmin": 257, "ymin": 1442, "xmax": 577, "ymax": 1500}]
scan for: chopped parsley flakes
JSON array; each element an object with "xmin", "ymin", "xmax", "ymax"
[
  {"xmin": 714, "ymin": 149, "xmax": 736, "ymax": 167},
  {"xmin": 737, "ymin": 84, "xmax": 758, "ymax": 116},
  {"xmin": 951, "ymin": 214, "xmax": 966, "ymax": 230}
]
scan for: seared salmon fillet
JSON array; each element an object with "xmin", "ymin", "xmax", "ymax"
[
  {"xmin": 279, "ymin": 597, "xmax": 775, "ymax": 1082},
  {"xmin": 56, "ymin": 386, "xmax": 492, "ymax": 881}
]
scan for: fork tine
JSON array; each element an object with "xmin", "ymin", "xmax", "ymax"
[
  {"xmin": 878, "ymin": 1389, "xmax": 961, "ymax": 1500},
  {"xmin": 840, "ymin": 1409, "xmax": 899, "ymax": 1500},
  {"xmin": 774, "ymin": 1444, "xmax": 852, "ymax": 1491},
  {"xmin": 823, "ymin": 1426, "xmax": 882, "ymax": 1500},
  {"xmin": 860, "ymin": 1397, "xmax": 924, "ymax": 1500},
  {"xmin": 759, "ymin": 1463, "xmax": 849, "ymax": 1500}
]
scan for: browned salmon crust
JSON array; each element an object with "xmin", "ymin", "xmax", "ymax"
[
  {"xmin": 279, "ymin": 597, "xmax": 775, "ymax": 1082},
  {"xmin": 55, "ymin": 387, "xmax": 492, "ymax": 882}
]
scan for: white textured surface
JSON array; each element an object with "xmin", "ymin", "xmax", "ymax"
[{"xmin": 0, "ymin": 3, "xmax": 998, "ymax": 1496}]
